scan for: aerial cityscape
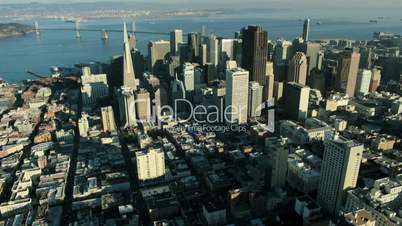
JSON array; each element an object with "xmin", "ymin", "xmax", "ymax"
[{"xmin": 0, "ymin": 0, "xmax": 402, "ymax": 225}]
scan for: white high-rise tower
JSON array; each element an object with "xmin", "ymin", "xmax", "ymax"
[
  {"xmin": 225, "ymin": 68, "xmax": 249, "ymax": 124},
  {"xmin": 317, "ymin": 136, "xmax": 363, "ymax": 214}
]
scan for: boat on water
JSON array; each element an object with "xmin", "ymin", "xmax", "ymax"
[
  {"xmin": 64, "ymin": 18, "xmax": 82, "ymax": 23},
  {"xmin": 316, "ymin": 21, "xmax": 322, "ymax": 25},
  {"xmin": 370, "ymin": 20, "xmax": 378, "ymax": 23},
  {"xmin": 101, "ymin": 29, "xmax": 109, "ymax": 40}
]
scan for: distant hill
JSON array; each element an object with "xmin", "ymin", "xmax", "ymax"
[{"xmin": 0, "ymin": 23, "xmax": 34, "ymax": 38}]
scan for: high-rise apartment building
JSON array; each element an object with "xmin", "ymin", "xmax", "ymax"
[
  {"xmin": 136, "ymin": 147, "xmax": 165, "ymax": 181},
  {"xmin": 101, "ymin": 106, "xmax": 116, "ymax": 132},
  {"xmin": 265, "ymin": 137, "xmax": 289, "ymax": 189},
  {"xmin": 225, "ymin": 68, "xmax": 249, "ymax": 124},
  {"xmin": 317, "ymin": 136, "xmax": 363, "ymax": 214}
]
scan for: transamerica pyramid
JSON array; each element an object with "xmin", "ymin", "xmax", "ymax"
[{"xmin": 122, "ymin": 23, "xmax": 138, "ymax": 89}]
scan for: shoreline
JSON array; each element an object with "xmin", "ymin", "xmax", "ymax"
[{"xmin": 0, "ymin": 30, "xmax": 34, "ymax": 39}]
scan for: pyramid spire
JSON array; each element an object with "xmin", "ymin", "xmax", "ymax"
[{"xmin": 122, "ymin": 22, "xmax": 137, "ymax": 89}]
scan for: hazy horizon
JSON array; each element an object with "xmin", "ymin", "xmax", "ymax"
[
  {"xmin": 2, "ymin": 0, "xmax": 402, "ymax": 19},
  {"xmin": 2, "ymin": 0, "xmax": 402, "ymax": 8}
]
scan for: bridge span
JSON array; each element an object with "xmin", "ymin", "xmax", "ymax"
[{"xmin": 38, "ymin": 27, "xmax": 170, "ymax": 36}]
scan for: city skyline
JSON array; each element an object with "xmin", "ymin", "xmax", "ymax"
[{"xmin": 0, "ymin": 1, "xmax": 402, "ymax": 226}]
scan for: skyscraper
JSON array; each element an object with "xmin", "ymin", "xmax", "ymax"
[
  {"xmin": 101, "ymin": 106, "xmax": 116, "ymax": 133},
  {"xmin": 265, "ymin": 137, "xmax": 289, "ymax": 190},
  {"xmin": 304, "ymin": 43, "xmax": 321, "ymax": 79},
  {"xmin": 336, "ymin": 50, "xmax": 361, "ymax": 97},
  {"xmin": 200, "ymin": 43, "xmax": 208, "ymax": 66},
  {"xmin": 302, "ymin": 19, "xmax": 310, "ymax": 42},
  {"xmin": 220, "ymin": 38, "xmax": 237, "ymax": 70},
  {"xmin": 273, "ymin": 39, "xmax": 293, "ymax": 82},
  {"xmin": 265, "ymin": 62, "xmax": 275, "ymax": 101},
  {"xmin": 369, "ymin": 67, "xmax": 381, "ymax": 92},
  {"xmin": 122, "ymin": 23, "xmax": 138, "ymax": 90},
  {"xmin": 178, "ymin": 43, "xmax": 190, "ymax": 64},
  {"xmin": 283, "ymin": 82, "xmax": 310, "ymax": 121},
  {"xmin": 148, "ymin": 40, "xmax": 170, "ymax": 74},
  {"xmin": 225, "ymin": 68, "xmax": 249, "ymax": 124},
  {"xmin": 136, "ymin": 147, "xmax": 165, "ymax": 181},
  {"xmin": 241, "ymin": 26, "xmax": 268, "ymax": 86},
  {"xmin": 188, "ymin": 32, "xmax": 201, "ymax": 62},
  {"xmin": 273, "ymin": 40, "xmax": 293, "ymax": 67},
  {"xmin": 248, "ymin": 81, "xmax": 263, "ymax": 118},
  {"xmin": 355, "ymin": 69, "xmax": 372, "ymax": 96},
  {"xmin": 309, "ymin": 69, "xmax": 326, "ymax": 95},
  {"xmin": 288, "ymin": 52, "xmax": 308, "ymax": 85},
  {"xmin": 170, "ymin": 29, "xmax": 183, "ymax": 56},
  {"xmin": 80, "ymin": 67, "xmax": 109, "ymax": 106},
  {"xmin": 181, "ymin": 63, "xmax": 195, "ymax": 95},
  {"xmin": 207, "ymin": 34, "xmax": 219, "ymax": 66},
  {"xmin": 317, "ymin": 137, "xmax": 363, "ymax": 214},
  {"xmin": 292, "ymin": 40, "xmax": 321, "ymax": 79}
]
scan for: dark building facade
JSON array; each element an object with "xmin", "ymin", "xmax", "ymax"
[
  {"xmin": 241, "ymin": 26, "xmax": 268, "ymax": 86},
  {"xmin": 187, "ymin": 32, "xmax": 201, "ymax": 63}
]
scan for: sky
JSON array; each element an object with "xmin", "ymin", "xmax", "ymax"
[
  {"xmin": 1, "ymin": 0, "xmax": 402, "ymax": 7},
  {"xmin": 1, "ymin": 0, "xmax": 402, "ymax": 15}
]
